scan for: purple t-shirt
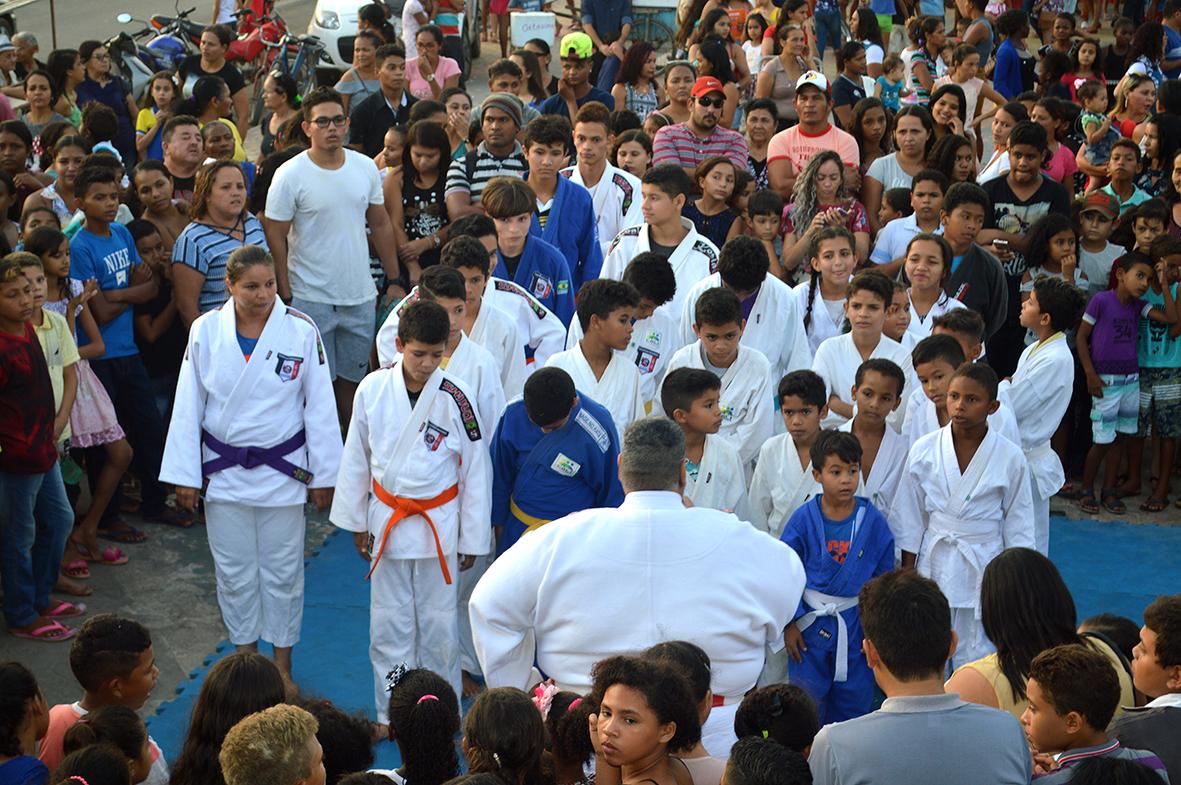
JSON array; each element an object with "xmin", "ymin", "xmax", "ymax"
[{"xmin": 1082, "ymin": 289, "xmax": 1152, "ymax": 374}]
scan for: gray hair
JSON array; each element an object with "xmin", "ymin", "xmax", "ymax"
[
  {"xmin": 619, "ymin": 417, "xmax": 685, "ymax": 492},
  {"xmin": 12, "ymin": 32, "xmax": 36, "ymax": 48}
]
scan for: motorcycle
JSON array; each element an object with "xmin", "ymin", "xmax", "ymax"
[{"xmin": 105, "ymin": 26, "xmax": 160, "ymax": 99}]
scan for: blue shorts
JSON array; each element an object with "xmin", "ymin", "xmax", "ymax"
[{"xmin": 1091, "ymin": 372, "xmax": 1140, "ymax": 444}]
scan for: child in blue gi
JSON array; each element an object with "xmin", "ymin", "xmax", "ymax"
[
  {"xmin": 780, "ymin": 429, "xmax": 895, "ymax": 725},
  {"xmin": 490, "ymin": 365, "xmax": 624, "ymax": 554}
]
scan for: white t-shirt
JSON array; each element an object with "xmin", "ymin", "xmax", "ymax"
[
  {"xmin": 403, "ymin": 0, "xmax": 426, "ymax": 59},
  {"xmin": 865, "ymin": 153, "xmax": 914, "ymax": 189},
  {"xmin": 265, "ymin": 149, "xmax": 384, "ymax": 306},
  {"xmin": 871, "ymin": 213, "xmax": 944, "ymax": 265},
  {"xmin": 1079, "ymin": 241, "xmax": 1125, "ymax": 300},
  {"xmin": 978, "ymin": 150, "xmax": 1010, "ymax": 184},
  {"xmin": 862, "ymin": 41, "xmax": 884, "ymax": 66},
  {"xmin": 214, "ymin": 0, "xmax": 236, "ymax": 24}
]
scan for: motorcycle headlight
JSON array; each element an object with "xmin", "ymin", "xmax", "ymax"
[{"xmin": 313, "ymin": 8, "xmax": 339, "ymax": 29}]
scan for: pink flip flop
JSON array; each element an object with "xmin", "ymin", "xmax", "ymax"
[
  {"xmin": 76, "ymin": 542, "xmax": 129, "ymax": 566},
  {"xmin": 10, "ymin": 620, "xmax": 76, "ymax": 641},
  {"xmin": 42, "ymin": 600, "xmax": 87, "ymax": 618}
]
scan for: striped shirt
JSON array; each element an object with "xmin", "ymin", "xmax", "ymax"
[
  {"xmin": 444, "ymin": 141, "xmax": 528, "ymax": 205},
  {"xmin": 171, "ymin": 214, "xmax": 268, "ymax": 314},
  {"xmin": 651, "ymin": 123, "xmax": 749, "ymax": 175},
  {"xmin": 1033, "ymin": 740, "xmax": 1170, "ymax": 784}
]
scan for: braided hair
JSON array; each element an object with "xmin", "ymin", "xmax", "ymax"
[{"xmin": 802, "ymin": 225, "xmax": 855, "ymax": 331}]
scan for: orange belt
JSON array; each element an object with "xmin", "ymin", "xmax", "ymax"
[{"xmin": 367, "ymin": 481, "xmax": 459, "ymax": 584}]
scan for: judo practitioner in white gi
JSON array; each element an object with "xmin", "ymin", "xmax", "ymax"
[
  {"xmin": 330, "ymin": 300, "xmax": 492, "ymax": 722},
  {"xmin": 837, "ymin": 359, "xmax": 908, "ymax": 520},
  {"xmin": 162, "ymin": 246, "xmax": 343, "ymax": 683},
  {"xmin": 893, "ymin": 363, "xmax": 1035, "ymax": 669},
  {"xmin": 665, "ymin": 288, "xmax": 774, "ymax": 466},
  {"xmin": 661, "ymin": 368, "xmax": 750, "ymax": 517},
  {"xmin": 545, "ymin": 279, "xmax": 646, "ymax": 436},
  {"xmin": 470, "ymin": 417, "xmax": 805, "ymax": 759}
]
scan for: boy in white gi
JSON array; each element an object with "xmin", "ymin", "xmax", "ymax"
[
  {"xmin": 749, "ymin": 370, "xmax": 827, "ymax": 537},
  {"xmin": 893, "ymin": 363, "xmax": 1035, "ymax": 668},
  {"xmin": 330, "ymin": 300, "xmax": 492, "ymax": 723},
  {"xmin": 1001, "ymin": 276, "xmax": 1086, "ymax": 554},
  {"xmin": 839, "ymin": 359, "xmax": 907, "ymax": 520},
  {"xmin": 665, "ymin": 288, "xmax": 774, "ymax": 467},
  {"xmin": 562, "ymin": 101, "xmax": 643, "ymax": 261},
  {"xmin": 451, "ymin": 214, "xmax": 567, "ymax": 369},
  {"xmin": 678, "ymin": 235, "xmax": 812, "ymax": 383},
  {"xmin": 601, "ymin": 165, "xmax": 719, "ymax": 317},
  {"xmin": 375, "ymin": 266, "xmax": 506, "ymax": 426},
  {"xmin": 662, "ymin": 367, "xmax": 749, "ymax": 517},
  {"xmin": 545, "ymin": 279, "xmax": 645, "ymax": 435},
  {"xmin": 163, "ymin": 246, "xmax": 343, "ymax": 684},
  {"xmin": 567, "ymin": 252, "xmax": 681, "ymax": 414}
]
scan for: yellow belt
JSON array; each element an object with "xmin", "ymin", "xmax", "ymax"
[{"xmin": 510, "ymin": 498, "xmax": 551, "ymax": 533}]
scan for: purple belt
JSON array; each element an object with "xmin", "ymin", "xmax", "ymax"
[{"xmin": 201, "ymin": 429, "xmax": 313, "ymax": 485}]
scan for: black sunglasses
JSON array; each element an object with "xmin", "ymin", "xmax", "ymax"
[{"xmin": 696, "ymin": 96, "xmax": 725, "ymax": 108}]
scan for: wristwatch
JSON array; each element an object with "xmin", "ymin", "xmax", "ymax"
[{"xmin": 427, "ymin": 73, "xmax": 436, "ymax": 82}]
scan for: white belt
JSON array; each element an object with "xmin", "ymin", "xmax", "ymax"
[
  {"xmin": 1024, "ymin": 441, "xmax": 1065, "ymax": 498},
  {"xmin": 796, "ymin": 589, "xmax": 859, "ymax": 682},
  {"xmin": 926, "ymin": 514, "xmax": 997, "ymax": 615}
]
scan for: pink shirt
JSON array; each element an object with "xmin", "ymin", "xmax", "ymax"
[
  {"xmin": 767, "ymin": 123, "xmax": 860, "ymax": 177},
  {"xmin": 406, "ymin": 55, "xmax": 461, "ymax": 101},
  {"xmin": 1042, "ymin": 143, "xmax": 1078, "ymax": 188}
]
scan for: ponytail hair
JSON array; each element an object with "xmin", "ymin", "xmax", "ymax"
[
  {"xmin": 388, "ymin": 669, "xmax": 461, "ymax": 785},
  {"xmin": 463, "ymin": 688, "xmax": 546, "ymax": 785},
  {"xmin": 63, "ymin": 705, "xmax": 147, "ymax": 763},
  {"xmin": 543, "ymin": 692, "xmax": 595, "ymax": 770},
  {"xmin": 52, "ymin": 743, "xmax": 133, "ymax": 785},
  {"xmin": 0, "ymin": 661, "xmax": 41, "ymax": 757}
]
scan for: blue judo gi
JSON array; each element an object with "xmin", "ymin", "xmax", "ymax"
[
  {"xmin": 499, "ymin": 235, "xmax": 576, "ymax": 327},
  {"xmin": 779, "ymin": 495, "xmax": 894, "ymax": 724},
  {"xmin": 490, "ymin": 392, "xmax": 624, "ymax": 555},
  {"xmin": 530, "ymin": 175, "xmax": 603, "ymax": 293}
]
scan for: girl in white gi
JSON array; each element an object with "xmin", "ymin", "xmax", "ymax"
[
  {"xmin": 161, "ymin": 245, "xmax": 343, "ymax": 684},
  {"xmin": 794, "ymin": 227, "xmax": 856, "ymax": 356},
  {"xmin": 811, "ymin": 271, "xmax": 913, "ymax": 429},
  {"xmin": 904, "ymin": 233, "xmax": 966, "ymax": 344},
  {"xmin": 893, "ymin": 363, "xmax": 1035, "ymax": 668},
  {"xmin": 1001, "ymin": 277, "xmax": 1086, "ymax": 554},
  {"xmin": 330, "ymin": 300, "xmax": 492, "ymax": 724}
]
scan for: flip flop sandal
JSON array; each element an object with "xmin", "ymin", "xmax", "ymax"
[
  {"xmin": 41, "ymin": 600, "xmax": 86, "ymax": 618},
  {"xmin": 62, "ymin": 559, "xmax": 90, "ymax": 579},
  {"xmin": 1100, "ymin": 489, "xmax": 1126, "ymax": 515},
  {"xmin": 1057, "ymin": 482, "xmax": 1087, "ymax": 500},
  {"xmin": 1079, "ymin": 493, "xmax": 1100, "ymax": 514},
  {"xmin": 97, "ymin": 521, "xmax": 148, "ymax": 544},
  {"xmin": 10, "ymin": 620, "xmax": 76, "ymax": 641},
  {"xmin": 75, "ymin": 542, "xmax": 129, "ymax": 566},
  {"xmin": 1140, "ymin": 497, "xmax": 1169, "ymax": 513}
]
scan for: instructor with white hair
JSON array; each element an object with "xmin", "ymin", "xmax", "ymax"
[{"xmin": 470, "ymin": 417, "xmax": 805, "ymax": 758}]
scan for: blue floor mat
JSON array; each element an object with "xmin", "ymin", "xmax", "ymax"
[{"xmin": 147, "ymin": 515, "xmax": 1180, "ymax": 767}]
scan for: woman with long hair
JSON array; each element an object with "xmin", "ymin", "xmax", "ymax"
[
  {"xmin": 696, "ymin": 37, "xmax": 741, "ymax": 128},
  {"xmin": 47, "ymin": 48, "xmax": 84, "ymax": 125},
  {"xmin": 258, "ymin": 70, "xmax": 300, "ymax": 162},
  {"xmin": 611, "ymin": 42, "xmax": 664, "ymax": 122},
  {"xmin": 510, "ymin": 49, "xmax": 548, "ymax": 108},
  {"xmin": 385, "ymin": 120, "xmax": 452, "ymax": 273},
  {"xmin": 851, "ymin": 97, "xmax": 892, "ymax": 175},
  {"xmin": 782, "ymin": 150, "xmax": 872, "ymax": 270},
  {"xmin": 908, "ymin": 16, "xmax": 946, "ymax": 105},
  {"xmin": 862, "ymin": 105, "xmax": 935, "ymax": 232},
  {"xmin": 441, "ymin": 86, "xmax": 472, "ymax": 159},
  {"xmin": 743, "ymin": 12, "xmax": 770, "ymax": 78},
  {"xmin": 169, "ymin": 653, "xmax": 287, "ymax": 785},
  {"xmin": 978, "ymin": 100, "xmax": 1028, "ymax": 182},
  {"xmin": 926, "ymin": 133, "xmax": 976, "ymax": 184},
  {"xmin": 1137, "ymin": 114, "xmax": 1181, "ymax": 199},
  {"xmin": 1110, "ymin": 72, "xmax": 1157, "ymax": 140},
  {"xmin": 334, "ymin": 29, "xmax": 382, "ymax": 113},
  {"xmin": 658, "ymin": 61, "xmax": 695, "ymax": 125},
  {"xmin": 1125, "ymin": 21, "xmax": 1166, "ymax": 89},
  {"xmin": 854, "ymin": 7, "xmax": 885, "ymax": 77},
  {"xmin": 183, "ymin": 75, "xmax": 246, "ymax": 162},
  {"xmin": 755, "ymin": 23, "xmax": 816, "ymax": 128},
  {"xmin": 19, "ymin": 69, "xmax": 67, "ymax": 140},
  {"xmin": 689, "ymin": 8, "xmax": 751, "ymax": 94},
  {"xmin": 74, "ymin": 40, "xmax": 138, "ymax": 164},
  {"xmin": 928, "ymin": 82, "xmax": 967, "ymax": 142},
  {"xmin": 945, "ymin": 548, "xmax": 1135, "ymax": 720}
]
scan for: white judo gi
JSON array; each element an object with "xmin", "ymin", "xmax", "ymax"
[
  {"xmin": 545, "ymin": 345, "xmax": 646, "ymax": 436},
  {"xmin": 561, "ymin": 162, "xmax": 644, "ymax": 261},
  {"xmin": 811, "ymin": 333, "xmax": 913, "ymax": 430},
  {"xmin": 793, "ymin": 280, "xmax": 846, "ymax": 356},
  {"xmin": 685, "ymin": 434, "xmax": 750, "ymax": 518},
  {"xmin": 747, "ymin": 433, "xmax": 821, "ymax": 537},
  {"xmin": 998, "ymin": 332, "xmax": 1073, "ymax": 554},
  {"xmin": 679, "ymin": 274, "xmax": 812, "ymax": 383},
  {"xmin": 900, "ymin": 387, "xmax": 1022, "ymax": 451},
  {"xmin": 665, "ymin": 343, "xmax": 775, "ymax": 466},
  {"xmin": 485, "ymin": 277, "xmax": 567, "ymax": 370},
  {"xmin": 566, "ymin": 305, "xmax": 682, "ymax": 415},
  {"xmin": 602, "ymin": 219, "xmax": 720, "ymax": 317},
  {"xmin": 892, "ymin": 426, "xmax": 1035, "ymax": 668},
  {"xmin": 161, "ymin": 301, "xmax": 342, "ymax": 649},
  {"xmin": 906, "ymin": 291, "xmax": 966, "ymax": 344},
  {"xmin": 469, "ymin": 490, "xmax": 805, "ymax": 759},
  {"xmin": 836, "ymin": 419, "xmax": 907, "ymax": 521},
  {"xmin": 330, "ymin": 362, "xmax": 492, "ymax": 722}
]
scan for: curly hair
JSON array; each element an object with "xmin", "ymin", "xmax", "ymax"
[
  {"xmin": 733, "ymin": 684, "xmax": 819, "ymax": 753},
  {"xmin": 545, "ymin": 692, "xmax": 596, "ymax": 769},
  {"xmin": 590, "ymin": 655, "xmax": 701, "ymax": 754},
  {"xmin": 789, "ymin": 150, "xmax": 852, "ymax": 239}
]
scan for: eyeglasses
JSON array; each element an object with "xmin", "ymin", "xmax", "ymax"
[
  {"xmin": 696, "ymin": 96, "xmax": 725, "ymax": 108},
  {"xmin": 90, "ymin": 53, "xmax": 110, "ymax": 61},
  {"xmin": 311, "ymin": 115, "xmax": 348, "ymax": 128}
]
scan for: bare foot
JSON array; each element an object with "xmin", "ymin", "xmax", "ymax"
[
  {"xmin": 462, "ymin": 670, "xmax": 485, "ymax": 698},
  {"xmin": 55, "ymin": 574, "xmax": 93, "ymax": 597}
]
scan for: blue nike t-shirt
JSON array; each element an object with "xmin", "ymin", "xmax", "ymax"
[{"xmin": 69, "ymin": 222, "xmax": 143, "ymax": 359}]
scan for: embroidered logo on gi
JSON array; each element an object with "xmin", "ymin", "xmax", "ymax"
[
  {"xmin": 612, "ymin": 172, "xmax": 634, "ymax": 214},
  {"xmin": 424, "ymin": 421, "xmax": 449, "ymax": 451},
  {"xmin": 440, "ymin": 378, "xmax": 482, "ymax": 441},
  {"xmin": 275, "ymin": 354, "xmax": 304, "ymax": 381},
  {"xmin": 530, "ymin": 272, "xmax": 554, "ymax": 300},
  {"xmin": 556, "ymin": 279, "xmax": 570, "ymax": 294},
  {"xmin": 644, "ymin": 330, "xmax": 662, "ymax": 344},
  {"xmin": 719, "ymin": 402, "xmax": 735, "ymax": 421},
  {"xmin": 550, "ymin": 453, "xmax": 581, "ymax": 477},
  {"xmin": 635, "ymin": 347, "xmax": 660, "ymax": 374}
]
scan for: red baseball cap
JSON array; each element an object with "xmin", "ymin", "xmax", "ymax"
[
  {"xmin": 691, "ymin": 76, "xmax": 726, "ymax": 99},
  {"xmin": 1080, "ymin": 190, "xmax": 1118, "ymax": 221}
]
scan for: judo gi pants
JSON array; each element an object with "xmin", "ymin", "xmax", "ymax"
[
  {"xmin": 951, "ymin": 607, "xmax": 995, "ymax": 670},
  {"xmin": 1033, "ymin": 486, "xmax": 1051, "ymax": 556},
  {"xmin": 789, "ymin": 617, "xmax": 875, "ymax": 725},
  {"xmin": 369, "ymin": 553, "xmax": 461, "ymax": 724},
  {"xmin": 205, "ymin": 501, "xmax": 306, "ymax": 649},
  {"xmin": 457, "ymin": 553, "xmax": 491, "ymax": 676}
]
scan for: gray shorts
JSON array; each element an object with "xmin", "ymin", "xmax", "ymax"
[{"xmin": 290, "ymin": 297, "xmax": 375, "ymax": 383}]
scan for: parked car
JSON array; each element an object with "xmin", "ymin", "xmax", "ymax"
[{"xmin": 307, "ymin": 0, "xmax": 479, "ymax": 81}]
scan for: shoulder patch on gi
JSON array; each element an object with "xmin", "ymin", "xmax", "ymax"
[
  {"xmin": 575, "ymin": 408, "xmax": 611, "ymax": 453},
  {"xmin": 607, "ymin": 224, "xmax": 642, "ymax": 256},
  {"xmin": 611, "ymin": 172, "xmax": 634, "ymax": 215},
  {"xmin": 285, "ymin": 308, "xmax": 327, "ymax": 364},
  {"xmin": 559, "ymin": 168, "xmax": 574, "ymax": 179},
  {"xmin": 694, "ymin": 241, "xmax": 720, "ymax": 273},
  {"xmin": 440, "ymin": 378, "xmax": 482, "ymax": 441},
  {"xmin": 496, "ymin": 279, "xmax": 549, "ymax": 320}
]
